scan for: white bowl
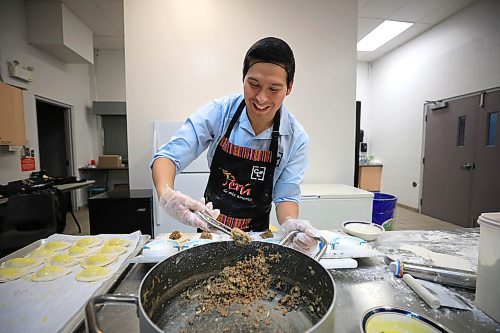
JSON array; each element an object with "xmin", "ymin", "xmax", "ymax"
[
  {"xmin": 342, "ymin": 221, "xmax": 384, "ymax": 242},
  {"xmin": 361, "ymin": 306, "xmax": 452, "ymax": 333}
]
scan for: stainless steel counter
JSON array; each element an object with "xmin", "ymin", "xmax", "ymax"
[{"xmin": 76, "ymin": 229, "xmax": 500, "ymax": 333}]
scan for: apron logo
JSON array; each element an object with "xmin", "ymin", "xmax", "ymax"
[
  {"xmin": 251, "ymin": 166, "xmax": 266, "ymax": 181},
  {"xmin": 221, "ymin": 169, "xmax": 252, "ymax": 196}
]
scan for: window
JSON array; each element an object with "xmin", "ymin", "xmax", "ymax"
[
  {"xmin": 486, "ymin": 112, "xmax": 497, "ymax": 146},
  {"xmin": 102, "ymin": 115, "xmax": 128, "ymax": 163},
  {"xmin": 457, "ymin": 116, "xmax": 466, "ymax": 147}
]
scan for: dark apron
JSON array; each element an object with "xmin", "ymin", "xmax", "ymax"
[{"xmin": 204, "ymin": 100, "xmax": 280, "ymax": 232}]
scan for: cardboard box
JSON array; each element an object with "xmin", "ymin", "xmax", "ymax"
[{"xmin": 98, "ymin": 155, "xmax": 122, "ymax": 168}]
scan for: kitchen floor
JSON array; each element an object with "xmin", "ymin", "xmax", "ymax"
[{"xmin": 63, "ymin": 205, "xmax": 460, "ymax": 236}]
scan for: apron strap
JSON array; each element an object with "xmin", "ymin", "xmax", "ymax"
[
  {"xmin": 269, "ymin": 109, "xmax": 281, "ymax": 166},
  {"xmin": 223, "ymin": 99, "xmax": 246, "ymax": 138}
]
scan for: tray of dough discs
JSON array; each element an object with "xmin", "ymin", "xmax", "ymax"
[{"xmin": 0, "ymin": 231, "xmax": 150, "ymax": 333}]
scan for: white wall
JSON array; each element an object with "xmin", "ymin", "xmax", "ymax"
[
  {"xmin": 356, "ymin": 61, "xmax": 370, "ymax": 129},
  {"xmin": 124, "ymin": 0, "xmax": 358, "ymax": 190},
  {"xmin": 0, "ymin": 0, "xmax": 99, "ymax": 207},
  {"xmin": 359, "ymin": 0, "xmax": 500, "ymax": 209},
  {"xmin": 93, "ymin": 49, "xmax": 126, "ymax": 102}
]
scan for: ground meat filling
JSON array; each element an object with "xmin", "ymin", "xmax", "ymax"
[
  {"xmin": 230, "ymin": 228, "xmax": 252, "ymax": 246},
  {"xmin": 196, "ymin": 250, "xmax": 281, "ymax": 314},
  {"xmin": 169, "ymin": 230, "xmax": 182, "ymax": 240},
  {"xmin": 200, "ymin": 231, "xmax": 213, "ymax": 240},
  {"xmin": 260, "ymin": 229, "xmax": 274, "ymax": 239},
  {"xmin": 178, "ymin": 250, "xmax": 315, "ymax": 331}
]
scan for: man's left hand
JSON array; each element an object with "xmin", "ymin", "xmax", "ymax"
[{"xmin": 281, "ymin": 218, "xmax": 320, "ymax": 254}]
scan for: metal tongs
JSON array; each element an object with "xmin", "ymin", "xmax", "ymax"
[{"xmin": 193, "ymin": 210, "xmax": 232, "ymax": 236}]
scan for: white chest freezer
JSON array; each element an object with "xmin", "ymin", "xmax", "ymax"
[{"xmin": 270, "ymin": 184, "xmax": 374, "ymax": 231}]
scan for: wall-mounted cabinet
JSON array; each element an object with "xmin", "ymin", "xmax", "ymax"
[{"xmin": 0, "ymin": 82, "xmax": 26, "ymax": 146}]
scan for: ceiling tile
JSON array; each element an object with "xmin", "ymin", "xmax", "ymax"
[
  {"xmin": 358, "ymin": 0, "xmax": 411, "ymax": 19},
  {"xmin": 389, "ymin": 0, "xmax": 448, "ymax": 23},
  {"xmin": 62, "ymin": 0, "xmax": 478, "ymax": 56},
  {"xmin": 358, "ymin": 17, "xmax": 384, "ymax": 41},
  {"xmin": 358, "ymin": 0, "xmax": 372, "ymax": 12},
  {"xmin": 62, "ymin": 0, "xmax": 121, "ymax": 36},
  {"xmin": 94, "ymin": 0, "xmax": 124, "ymax": 35},
  {"xmin": 420, "ymin": 0, "xmax": 475, "ymax": 24}
]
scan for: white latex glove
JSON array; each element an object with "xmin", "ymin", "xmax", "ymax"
[
  {"xmin": 200, "ymin": 198, "xmax": 221, "ymax": 220},
  {"xmin": 281, "ymin": 218, "xmax": 321, "ymax": 254},
  {"xmin": 159, "ymin": 186, "xmax": 209, "ymax": 231}
]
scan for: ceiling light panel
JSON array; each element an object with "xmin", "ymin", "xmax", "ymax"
[{"xmin": 357, "ymin": 20, "xmax": 414, "ymax": 52}]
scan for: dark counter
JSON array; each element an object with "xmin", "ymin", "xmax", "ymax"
[{"xmin": 88, "ymin": 189, "xmax": 153, "ymax": 236}]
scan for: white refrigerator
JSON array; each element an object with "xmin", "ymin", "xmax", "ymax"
[{"xmin": 152, "ymin": 121, "xmax": 210, "ymax": 236}]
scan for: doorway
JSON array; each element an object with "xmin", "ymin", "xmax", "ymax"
[
  {"xmin": 421, "ymin": 88, "xmax": 500, "ymax": 227},
  {"xmin": 35, "ymin": 98, "xmax": 75, "ymax": 209}
]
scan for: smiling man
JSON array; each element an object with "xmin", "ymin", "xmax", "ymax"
[{"xmin": 152, "ymin": 37, "xmax": 319, "ymax": 253}]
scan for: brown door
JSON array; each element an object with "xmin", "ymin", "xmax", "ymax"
[
  {"xmin": 470, "ymin": 90, "xmax": 500, "ymax": 224},
  {"xmin": 421, "ymin": 95, "xmax": 479, "ymax": 227}
]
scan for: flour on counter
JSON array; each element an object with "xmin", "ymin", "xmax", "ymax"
[
  {"xmin": 374, "ymin": 229, "xmax": 479, "ymax": 271},
  {"xmin": 399, "ymin": 244, "xmax": 473, "ymax": 271}
]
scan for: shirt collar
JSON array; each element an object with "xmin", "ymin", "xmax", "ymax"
[{"xmin": 238, "ymin": 104, "xmax": 293, "ymax": 138}]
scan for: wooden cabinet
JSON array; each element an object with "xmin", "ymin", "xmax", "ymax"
[
  {"xmin": 0, "ymin": 82, "xmax": 26, "ymax": 146},
  {"xmin": 359, "ymin": 165, "xmax": 383, "ymax": 192}
]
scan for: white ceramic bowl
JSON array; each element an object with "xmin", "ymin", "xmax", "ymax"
[
  {"xmin": 342, "ymin": 221, "xmax": 384, "ymax": 242},
  {"xmin": 361, "ymin": 306, "xmax": 452, "ymax": 333}
]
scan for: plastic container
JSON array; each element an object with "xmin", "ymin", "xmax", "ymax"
[
  {"xmin": 342, "ymin": 221, "xmax": 384, "ymax": 242},
  {"xmin": 475, "ymin": 212, "xmax": 500, "ymax": 322},
  {"xmin": 371, "ymin": 192, "xmax": 397, "ymax": 230}
]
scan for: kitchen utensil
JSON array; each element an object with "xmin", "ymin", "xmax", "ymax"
[
  {"xmin": 383, "ymin": 256, "xmax": 477, "ymax": 289},
  {"xmin": 193, "ymin": 210, "xmax": 232, "ymax": 235},
  {"xmin": 342, "ymin": 221, "xmax": 384, "ymax": 241},
  {"xmin": 86, "ymin": 232, "xmax": 335, "ymax": 333},
  {"xmin": 320, "ymin": 230, "xmax": 383, "ymax": 259},
  {"xmin": 417, "ymin": 279, "xmax": 472, "ymax": 310},
  {"xmin": 403, "ymin": 273, "xmax": 441, "ymax": 309},
  {"xmin": 361, "ymin": 306, "xmax": 452, "ymax": 333}
]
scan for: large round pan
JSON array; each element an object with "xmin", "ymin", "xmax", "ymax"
[{"xmin": 86, "ymin": 233, "xmax": 336, "ymax": 333}]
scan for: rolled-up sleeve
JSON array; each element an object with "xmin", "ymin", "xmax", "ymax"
[{"xmin": 151, "ymin": 100, "xmax": 222, "ymax": 173}]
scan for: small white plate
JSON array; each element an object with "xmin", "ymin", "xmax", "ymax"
[{"xmin": 343, "ymin": 221, "xmax": 384, "ymax": 242}]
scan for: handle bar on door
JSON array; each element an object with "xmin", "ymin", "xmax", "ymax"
[{"xmin": 461, "ymin": 163, "xmax": 475, "ymax": 170}]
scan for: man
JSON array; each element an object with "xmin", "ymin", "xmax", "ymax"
[{"xmin": 152, "ymin": 37, "xmax": 318, "ymax": 253}]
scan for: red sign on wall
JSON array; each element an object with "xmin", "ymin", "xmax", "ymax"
[{"xmin": 21, "ymin": 157, "xmax": 36, "ymax": 172}]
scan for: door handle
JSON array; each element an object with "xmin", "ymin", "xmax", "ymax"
[{"xmin": 461, "ymin": 163, "xmax": 475, "ymax": 170}]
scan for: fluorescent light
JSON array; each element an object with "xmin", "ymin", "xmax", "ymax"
[{"xmin": 357, "ymin": 20, "xmax": 414, "ymax": 52}]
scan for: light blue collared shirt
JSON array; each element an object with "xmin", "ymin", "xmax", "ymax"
[{"xmin": 152, "ymin": 94, "xmax": 309, "ymax": 204}]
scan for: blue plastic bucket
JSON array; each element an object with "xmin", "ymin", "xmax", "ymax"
[{"xmin": 372, "ymin": 192, "xmax": 397, "ymax": 230}]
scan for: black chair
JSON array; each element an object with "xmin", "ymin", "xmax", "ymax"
[{"xmin": 0, "ymin": 189, "xmax": 64, "ymax": 257}]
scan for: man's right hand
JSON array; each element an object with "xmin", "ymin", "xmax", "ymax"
[{"xmin": 159, "ymin": 186, "xmax": 210, "ymax": 230}]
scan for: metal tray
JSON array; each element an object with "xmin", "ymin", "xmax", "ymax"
[{"xmin": 0, "ymin": 234, "xmax": 150, "ymax": 333}]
